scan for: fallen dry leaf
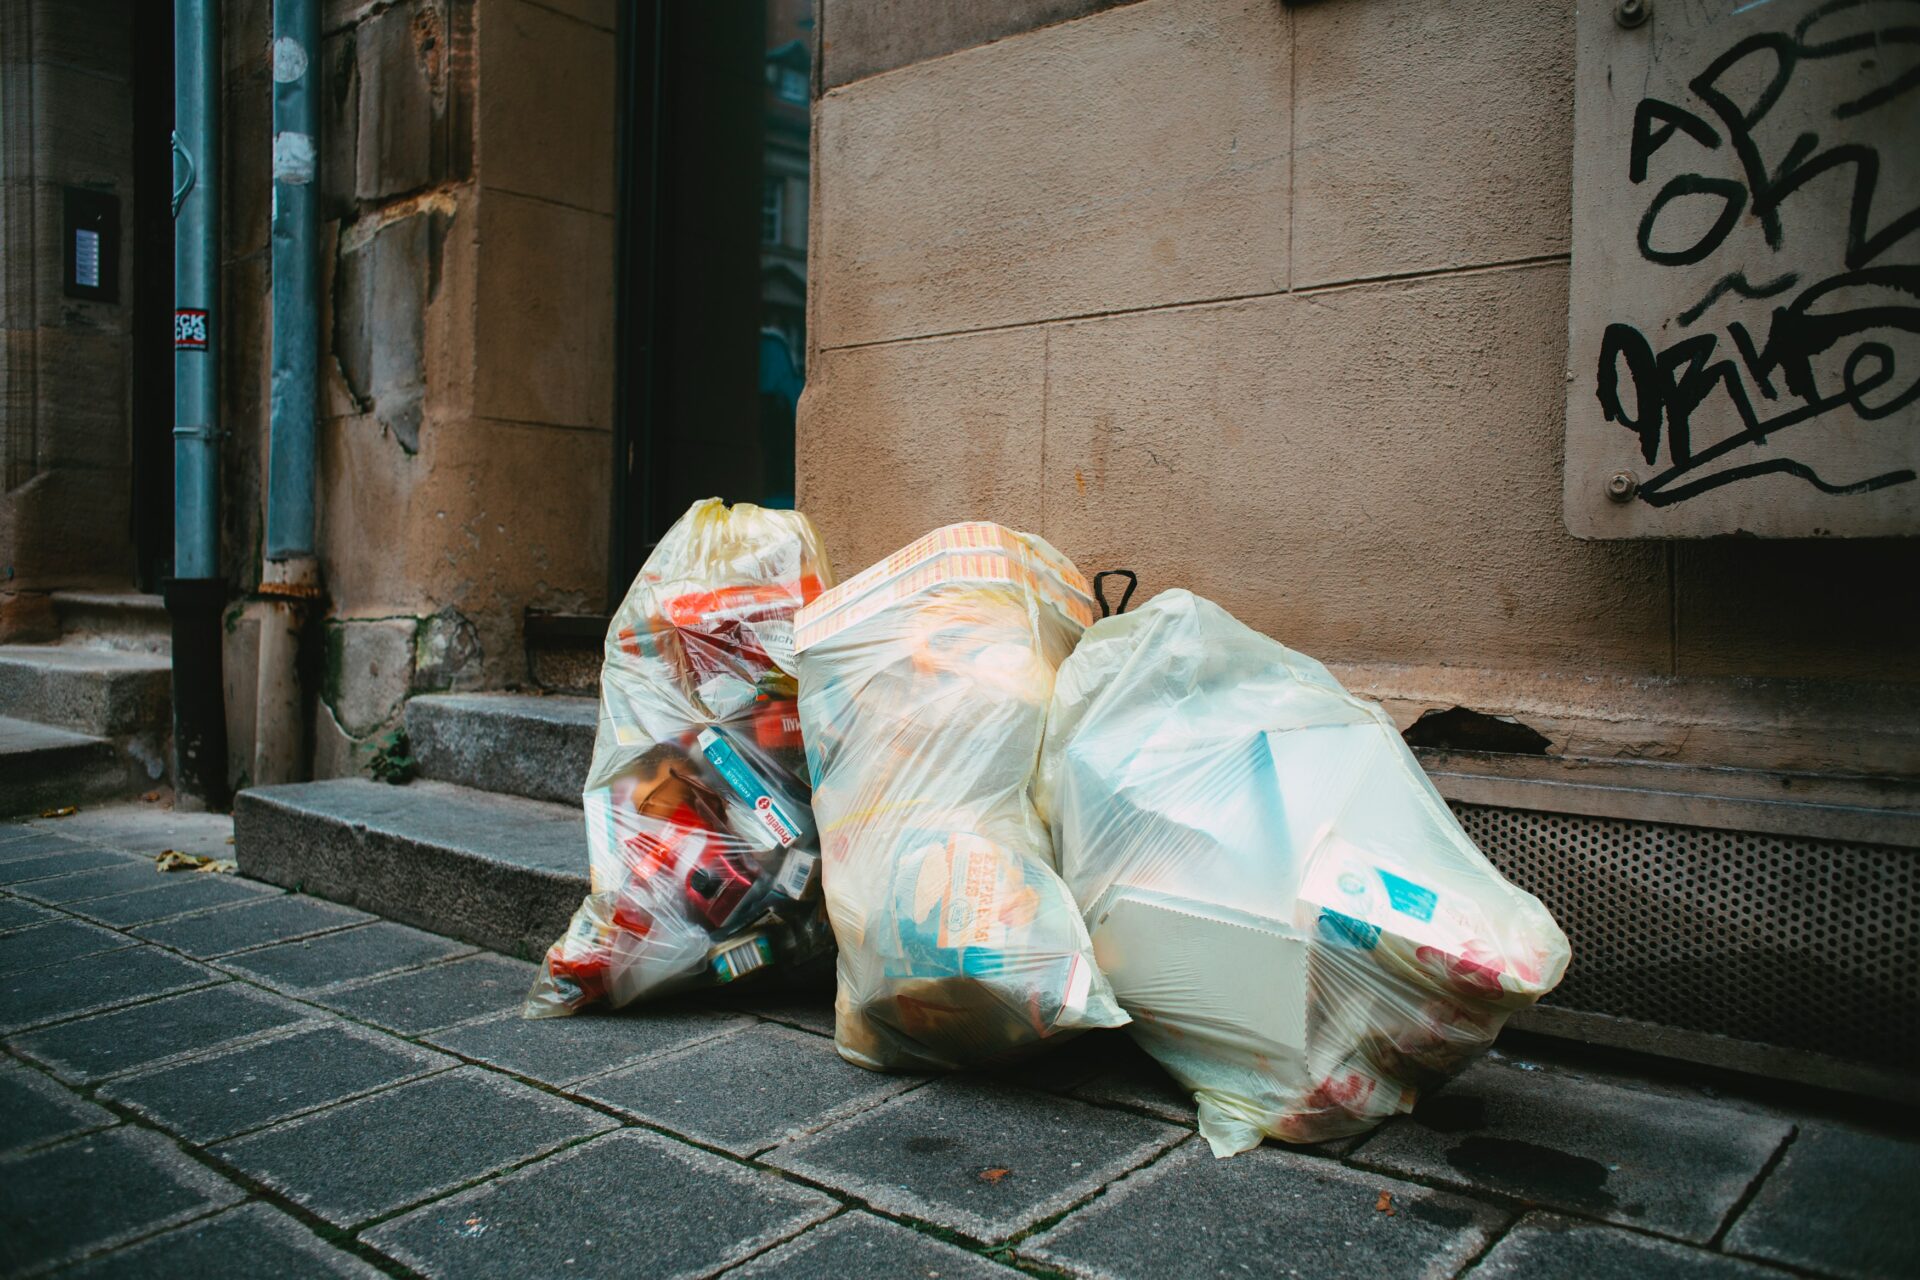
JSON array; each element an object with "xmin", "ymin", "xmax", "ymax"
[
  {"xmin": 1375, "ymin": 1190, "xmax": 1395, "ymax": 1216},
  {"xmin": 155, "ymin": 850, "xmax": 233, "ymax": 873},
  {"xmin": 39, "ymin": 806, "xmax": 78, "ymax": 818},
  {"xmin": 978, "ymin": 1167, "xmax": 1011, "ymax": 1184}
]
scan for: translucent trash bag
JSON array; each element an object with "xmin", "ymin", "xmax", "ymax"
[
  {"xmin": 1036, "ymin": 589, "xmax": 1569, "ymax": 1155},
  {"xmin": 525, "ymin": 499, "xmax": 836, "ymax": 1018},
  {"xmin": 794, "ymin": 523, "xmax": 1128, "ymax": 1071}
]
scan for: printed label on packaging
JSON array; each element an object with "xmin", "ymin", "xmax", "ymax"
[
  {"xmin": 750, "ymin": 618, "xmax": 795, "ymax": 670},
  {"xmin": 1379, "ymin": 869, "xmax": 1438, "ymax": 922},
  {"xmin": 933, "ymin": 834, "xmax": 1010, "ymax": 951},
  {"xmin": 772, "ymin": 847, "xmax": 818, "ymax": 899},
  {"xmin": 697, "ymin": 728, "xmax": 802, "ymax": 847},
  {"xmin": 711, "ymin": 932, "xmax": 773, "ymax": 982},
  {"xmin": 1315, "ymin": 909, "xmax": 1381, "ymax": 951}
]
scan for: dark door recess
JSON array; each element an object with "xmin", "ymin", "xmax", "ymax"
[{"xmin": 608, "ymin": 0, "xmax": 812, "ymax": 604}]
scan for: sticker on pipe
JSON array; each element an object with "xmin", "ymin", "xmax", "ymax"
[{"xmin": 174, "ymin": 309, "xmax": 209, "ymax": 351}]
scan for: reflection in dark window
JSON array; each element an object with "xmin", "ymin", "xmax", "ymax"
[{"xmin": 759, "ymin": 1, "xmax": 810, "ymax": 509}]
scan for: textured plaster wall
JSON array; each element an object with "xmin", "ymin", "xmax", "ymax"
[
  {"xmin": 800, "ymin": 0, "xmax": 1920, "ymax": 773},
  {"xmin": 222, "ymin": 0, "xmax": 614, "ymax": 780}
]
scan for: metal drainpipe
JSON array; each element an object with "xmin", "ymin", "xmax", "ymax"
[
  {"xmin": 169, "ymin": 0, "xmax": 231, "ymax": 809},
  {"xmin": 254, "ymin": 0, "xmax": 323, "ymax": 787}
]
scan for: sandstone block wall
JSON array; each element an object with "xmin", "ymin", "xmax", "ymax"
[
  {"xmin": 0, "ymin": 1, "xmax": 138, "ymax": 600},
  {"xmin": 798, "ymin": 0, "xmax": 1920, "ymax": 775},
  {"xmin": 220, "ymin": 0, "xmax": 615, "ymax": 780}
]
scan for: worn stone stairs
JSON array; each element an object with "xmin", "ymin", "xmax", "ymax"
[
  {"xmin": 234, "ymin": 693, "xmax": 599, "ymax": 960},
  {"xmin": 0, "ymin": 592, "xmax": 173, "ymax": 816}
]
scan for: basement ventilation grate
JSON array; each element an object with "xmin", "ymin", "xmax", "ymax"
[{"xmin": 1450, "ymin": 802, "xmax": 1920, "ymax": 1069}]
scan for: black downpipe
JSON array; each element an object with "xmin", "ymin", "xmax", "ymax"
[{"xmin": 164, "ymin": 577, "xmax": 231, "ymax": 809}]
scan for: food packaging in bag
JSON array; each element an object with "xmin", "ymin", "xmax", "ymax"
[
  {"xmin": 524, "ymin": 498, "xmax": 836, "ymax": 1018},
  {"xmin": 1036, "ymin": 589, "xmax": 1568, "ymax": 1154},
  {"xmin": 794, "ymin": 523, "xmax": 1128, "ymax": 1071}
]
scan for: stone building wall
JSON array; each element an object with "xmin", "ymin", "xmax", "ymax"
[
  {"xmin": 0, "ymin": 1, "xmax": 138, "ymax": 617},
  {"xmin": 219, "ymin": 0, "xmax": 615, "ymax": 781},
  {"xmin": 797, "ymin": 0, "xmax": 1920, "ymax": 781}
]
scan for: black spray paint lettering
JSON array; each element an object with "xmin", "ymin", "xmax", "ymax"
[{"xmin": 1596, "ymin": 0, "xmax": 1919, "ymax": 507}]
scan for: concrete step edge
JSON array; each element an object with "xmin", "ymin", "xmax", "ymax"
[
  {"xmin": 0, "ymin": 716, "xmax": 154, "ymax": 817},
  {"xmin": 233, "ymin": 778, "xmax": 588, "ymax": 962},
  {"xmin": 404, "ymin": 692, "xmax": 596, "ymax": 807},
  {"xmin": 50, "ymin": 591, "xmax": 171, "ymax": 653},
  {"xmin": 0, "ymin": 645, "xmax": 172, "ymax": 736}
]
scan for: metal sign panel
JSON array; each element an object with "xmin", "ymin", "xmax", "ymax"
[{"xmin": 1565, "ymin": 0, "xmax": 1919, "ymax": 538}]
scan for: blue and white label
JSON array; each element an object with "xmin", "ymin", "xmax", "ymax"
[
  {"xmin": 697, "ymin": 728, "xmax": 803, "ymax": 847},
  {"xmin": 1379, "ymin": 869, "xmax": 1438, "ymax": 922}
]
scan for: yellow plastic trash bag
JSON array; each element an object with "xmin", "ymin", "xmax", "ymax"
[
  {"xmin": 794, "ymin": 523, "xmax": 1128, "ymax": 1071},
  {"xmin": 1036, "ymin": 589, "xmax": 1569, "ymax": 1155},
  {"xmin": 524, "ymin": 499, "xmax": 836, "ymax": 1018}
]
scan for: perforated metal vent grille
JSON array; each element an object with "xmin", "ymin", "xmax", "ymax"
[{"xmin": 1449, "ymin": 802, "xmax": 1920, "ymax": 1068}]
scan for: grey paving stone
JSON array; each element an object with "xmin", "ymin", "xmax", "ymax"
[
  {"xmin": 730, "ymin": 1211, "xmax": 1022, "ymax": 1279},
  {"xmin": 312, "ymin": 952, "xmax": 538, "ymax": 1035},
  {"xmin": 132, "ymin": 893, "xmax": 375, "ymax": 957},
  {"xmin": 101, "ymin": 1022, "xmax": 453, "ymax": 1143},
  {"xmin": 0, "ymin": 896, "xmax": 62, "ymax": 933},
  {"xmin": 579, "ymin": 1022, "xmax": 923, "ymax": 1155},
  {"xmin": 1352, "ymin": 1059, "xmax": 1792, "ymax": 1242},
  {"xmin": 21, "ymin": 805, "xmax": 233, "ymax": 860},
  {"xmin": 1469, "ymin": 1213, "xmax": 1791, "ymax": 1279},
  {"xmin": 1026, "ymin": 1139, "xmax": 1504, "ymax": 1280},
  {"xmin": 0, "ymin": 1060, "xmax": 116, "ymax": 1155},
  {"xmin": 68, "ymin": 874, "xmax": 275, "ymax": 928},
  {"xmin": 427, "ymin": 1005, "xmax": 754, "ymax": 1088},
  {"xmin": 977, "ymin": 1027, "xmax": 1124, "ymax": 1096},
  {"xmin": 13, "ymin": 859, "xmax": 172, "ymax": 904},
  {"xmin": 211, "ymin": 1066, "xmax": 618, "ymax": 1227},
  {"xmin": 0, "ymin": 847, "xmax": 139, "ymax": 886},
  {"xmin": 719, "ymin": 977, "xmax": 838, "ymax": 1037},
  {"xmin": 217, "ymin": 921, "xmax": 475, "ymax": 994},
  {"xmin": 0, "ymin": 917, "xmax": 134, "ymax": 977},
  {"xmin": 0, "ymin": 1127, "xmax": 243, "ymax": 1275},
  {"xmin": 0, "ymin": 830, "xmax": 86, "ymax": 859},
  {"xmin": 766, "ymin": 1076, "xmax": 1186, "ymax": 1243},
  {"xmin": 64, "ymin": 1201, "xmax": 385, "ymax": 1279},
  {"xmin": 1724, "ymin": 1123, "xmax": 1920, "ymax": 1280},
  {"xmin": 9, "ymin": 981, "xmax": 313, "ymax": 1083},
  {"xmin": 1067, "ymin": 1035, "xmax": 1199, "ymax": 1127},
  {"xmin": 0, "ymin": 945, "xmax": 218, "ymax": 1032},
  {"xmin": 365, "ymin": 1128, "xmax": 837, "ymax": 1280}
]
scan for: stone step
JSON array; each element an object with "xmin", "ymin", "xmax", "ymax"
[
  {"xmin": 233, "ymin": 778, "xmax": 588, "ymax": 961},
  {"xmin": 0, "ymin": 645, "xmax": 171, "ymax": 737},
  {"xmin": 0, "ymin": 716, "xmax": 150, "ymax": 816},
  {"xmin": 405, "ymin": 692, "xmax": 596, "ymax": 806},
  {"xmin": 50, "ymin": 591, "xmax": 171, "ymax": 652}
]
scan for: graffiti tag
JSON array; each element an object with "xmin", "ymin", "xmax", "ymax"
[{"xmin": 1593, "ymin": 0, "xmax": 1918, "ymax": 509}]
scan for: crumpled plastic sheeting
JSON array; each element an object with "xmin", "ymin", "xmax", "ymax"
[
  {"xmin": 795, "ymin": 523, "xmax": 1128, "ymax": 1072},
  {"xmin": 1037, "ymin": 589, "xmax": 1569, "ymax": 1155},
  {"xmin": 525, "ymin": 499, "xmax": 836, "ymax": 1018}
]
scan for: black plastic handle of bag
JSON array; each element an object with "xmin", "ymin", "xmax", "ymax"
[{"xmin": 1092, "ymin": 569, "xmax": 1137, "ymax": 618}]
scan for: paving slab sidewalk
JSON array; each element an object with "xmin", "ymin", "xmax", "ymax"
[{"xmin": 1, "ymin": 804, "xmax": 1916, "ymax": 1279}]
